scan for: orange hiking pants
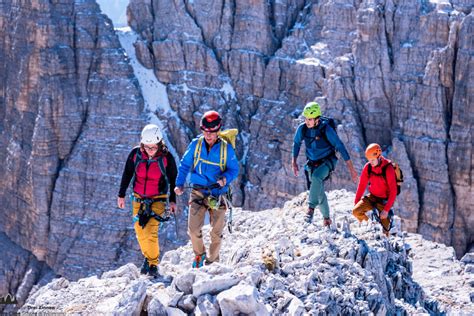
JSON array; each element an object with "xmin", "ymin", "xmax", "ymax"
[
  {"xmin": 132, "ymin": 194, "xmax": 167, "ymax": 266},
  {"xmin": 188, "ymin": 189, "xmax": 227, "ymax": 263},
  {"xmin": 352, "ymin": 194, "xmax": 391, "ymax": 233}
]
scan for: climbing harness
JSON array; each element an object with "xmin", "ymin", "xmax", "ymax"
[
  {"xmin": 185, "ymin": 183, "xmax": 234, "ymax": 234},
  {"xmin": 131, "ymin": 195, "xmax": 170, "ymax": 228}
]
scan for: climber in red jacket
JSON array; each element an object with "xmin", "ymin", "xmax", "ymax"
[{"xmin": 353, "ymin": 143, "xmax": 397, "ymax": 237}]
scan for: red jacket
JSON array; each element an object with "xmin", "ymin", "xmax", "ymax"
[{"xmin": 354, "ymin": 156, "xmax": 397, "ymax": 211}]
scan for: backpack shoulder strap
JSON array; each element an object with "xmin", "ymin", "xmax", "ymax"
[
  {"xmin": 218, "ymin": 137, "xmax": 228, "ymax": 172},
  {"xmin": 193, "ymin": 136, "xmax": 228, "ymax": 172},
  {"xmin": 302, "ymin": 124, "xmax": 307, "ymax": 135},
  {"xmin": 193, "ymin": 136, "xmax": 204, "ymax": 170},
  {"xmin": 134, "ymin": 149, "xmax": 143, "ymax": 168},
  {"xmin": 319, "ymin": 118, "xmax": 334, "ymax": 146},
  {"xmin": 157, "ymin": 155, "xmax": 169, "ymax": 195},
  {"xmin": 301, "ymin": 123, "xmax": 317, "ymax": 146},
  {"xmin": 130, "ymin": 148, "xmax": 143, "ymax": 191},
  {"xmin": 381, "ymin": 161, "xmax": 394, "ymax": 178}
]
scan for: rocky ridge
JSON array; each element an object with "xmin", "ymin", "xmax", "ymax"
[{"xmin": 18, "ymin": 190, "xmax": 474, "ymax": 315}]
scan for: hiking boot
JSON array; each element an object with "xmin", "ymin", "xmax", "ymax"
[
  {"xmin": 192, "ymin": 253, "xmax": 206, "ymax": 268},
  {"xmin": 140, "ymin": 259, "xmax": 149, "ymax": 275},
  {"xmin": 304, "ymin": 208, "xmax": 315, "ymax": 223},
  {"xmin": 204, "ymin": 256, "xmax": 219, "ymax": 266},
  {"xmin": 148, "ymin": 265, "xmax": 159, "ymax": 278},
  {"xmin": 323, "ymin": 217, "xmax": 332, "ymax": 227}
]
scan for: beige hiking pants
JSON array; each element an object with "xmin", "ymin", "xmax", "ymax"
[{"xmin": 188, "ymin": 189, "xmax": 227, "ymax": 263}]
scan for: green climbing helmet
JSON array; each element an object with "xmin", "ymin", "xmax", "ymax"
[{"xmin": 302, "ymin": 102, "xmax": 322, "ymax": 119}]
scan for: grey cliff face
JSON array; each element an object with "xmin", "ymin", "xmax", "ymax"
[
  {"xmin": 0, "ymin": 0, "xmax": 472, "ymax": 304},
  {"xmin": 0, "ymin": 0, "xmax": 146, "ymax": 284},
  {"xmin": 126, "ymin": 0, "xmax": 473, "ymax": 258}
]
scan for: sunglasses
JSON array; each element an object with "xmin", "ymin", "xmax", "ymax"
[{"xmin": 144, "ymin": 145, "xmax": 158, "ymax": 150}]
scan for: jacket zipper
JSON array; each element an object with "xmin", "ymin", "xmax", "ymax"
[{"xmin": 143, "ymin": 160, "xmax": 150, "ymax": 196}]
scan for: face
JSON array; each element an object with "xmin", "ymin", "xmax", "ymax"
[
  {"xmin": 203, "ymin": 130, "xmax": 218, "ymax": 145},
  {"xmin": 304, "ymin": 116, "xmax": 320, "ymax": 128},
  {"xmin": 368, "ymin": 157, "xmax": 380, "ymax": 167},
  {"xmin": 143, "ymin": 144, "xmax": 158, "ymax": 155}
]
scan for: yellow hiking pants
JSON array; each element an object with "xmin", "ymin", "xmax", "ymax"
[{"xmin": 132, "ymin": 194, "xmax": 166, "ymax": 266}]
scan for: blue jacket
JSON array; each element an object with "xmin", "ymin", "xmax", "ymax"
[
  {"xmin": 293, "ymin": 120, "xmax": 350, "ymax": 162},
  {"xmin": 176, "ymin": 136, "xmax": 239, "ymax": 196}
]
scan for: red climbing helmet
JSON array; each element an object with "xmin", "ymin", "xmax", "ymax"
[{"xmin": 200, "ymin": 110, "xmax": 222, "ymax": 132}]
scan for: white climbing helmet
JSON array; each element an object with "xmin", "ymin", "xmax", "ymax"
[{"xmin": 140, "ymin": 124, "xmax": 161, "ymax": 145}]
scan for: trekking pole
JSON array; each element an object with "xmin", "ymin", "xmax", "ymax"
[
  {"xmin": 227, "ymin": 207, "xmax": 233, "ymax": 234},
  {"xmin": 173, "ymin": 211, "xmax": 179, "ymax": 238},
  {"xmin": 222, "ymin": 195, "xmax": 233, "ymax": 234}
]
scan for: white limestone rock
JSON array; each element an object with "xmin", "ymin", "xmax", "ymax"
[
  {"xmin": 216, "ymin": 284, "xmax": 269, "ymax": 316},
  {"xmin": 192, "ymin": 274, "xmax": 241, "ymax": 297}
]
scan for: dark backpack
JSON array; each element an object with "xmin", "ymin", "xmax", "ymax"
[
  {"xmin": 367, "ymin": 161, "xmax": 404, "ymax": 195},
  {"xmin": 302, "ymin": 116, "xmax": 338, "ymax": 146}
]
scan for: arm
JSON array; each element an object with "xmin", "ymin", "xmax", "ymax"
[
  {"xmin": 383, "ymin": 164, "xmax": 397, "ymax": 212},
  {"xmin": 221, "ymin": 143, "xmax": 239, "ymax": 184},
  {"xmin": 345, "ymin": 160, "xmax": 359, "ymax": 184},
  {"xmin": 292, "ymin": 124, "xmax": 304, "ymax": 159},
  {"xmin": 324, "ymin": 125, "xmax": 350, "ymax": 161},
  {"xmin": 291, "ymin": 125, "xmax": 304, "ymax": 176},
  {"xmin": 166, "ymin": 152, "xmax": 178, "ymax": 203},
  {"xmin": 175, "ymin": 140, "xmax": 197, "ymax": 187},
  {"xmin": 118, "ymin": 149, "xmax": 136, "ymax": 198},
  {"xmin": 325, "ymin": 126, "xmax": 358, "ymax": 183},
  {"xmin": 354, "ymin": 164, "xmax": 369, "ymax": 204}
]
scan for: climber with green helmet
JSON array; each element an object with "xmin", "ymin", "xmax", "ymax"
[{"xmin": 292, "ymin": 101, "xmax": 358, "ymax": 226}]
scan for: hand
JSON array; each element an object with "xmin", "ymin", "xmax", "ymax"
[
  {"xmin": 117, "ymin": 197, "xmax": 125, "ymax": 209},
  {"xmin": 292, "ymin": 159, "xmax": 299, "ymax": 177},
  {"xmin": 346, "ymin": 160, "xmax": 359, "ymax": 184},
  {"xmin": 217, "ymin": 176, "xmax": 227, "ymax": 187},
  {"xmin": 174, "ymin": 186, "xmax": 184, "ymax": 196},
  {"xmin": 380, "ymin": 210, "xmax": 389, "ymax": 220},
  {"xmin": 350, "ymin": 169, "xmax": 359, "ymax": 184},
  {"xmin": 169, "ymin": 202, "xmax": 178, "ymax": 214}
]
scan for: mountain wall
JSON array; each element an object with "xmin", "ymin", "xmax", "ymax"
[
  {"xmin": 0, "ymin": 0, "xmax": 146, "ymax": 285},
  {"xmin": 127, "ymin": 0, "xmax": 473, "ymax": 257}
]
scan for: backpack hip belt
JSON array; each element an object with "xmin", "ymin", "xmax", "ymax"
[
  {"xmin": 367, "ymin": 194, "xmax": 387, "ymax": 206},
  {"xmin": 306, "ymin": 152, "xmax": 336, "ymax": 169},
  {"xmin": 132, "ymin": 195, "xmax": 168, "ymax": 204},
  {"xmin": 191, "ymin": 184, "xmax": 221, "ymax": 196}
]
